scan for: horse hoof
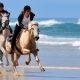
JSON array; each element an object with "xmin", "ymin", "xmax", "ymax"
[
  {"xmin": 25, "ymin": 61, "xmax": 30, "ymax": 65},
  {"xmin": 13, "ymin": 63, "xmax": 18, "ymax": 67}
]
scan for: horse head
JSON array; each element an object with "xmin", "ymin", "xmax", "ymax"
[
  {"xmin": 28, "ymin": 21, "xmax": 40, "ymax": 40},
  {"xmin": 1, "ymin": 13, "xmax": 10, "ymax": 28}
]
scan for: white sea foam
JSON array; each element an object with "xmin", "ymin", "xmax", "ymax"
[
  {"xmin": 38, "ymin": 19, "xmax": 63, "ymax": 26},
  {"xmin": 38, "ymin": 34, "xmax": 80, "ymax": 49},
  {"xmin": 9, "ymin": 21, "xmax": 18, "ymax": 26},
  {"xmin": 39, "ymin": 34, "xmax": 54, "ymax": 40},
  {"xmin": 77, "ymin": 19, "xmax": 80, "ymax": 24},
  {"xmin": 38, "ymin": 40, "xmax": 80, "ymax": 46},
  {"xmin": 39, "ymin": 34, "xmax": 80, "ymax": 41}
]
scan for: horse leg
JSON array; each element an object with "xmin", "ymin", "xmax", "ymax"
[
  {"xmin": 0, "ymin": 50, "xmax": 3, "ymax": 65},
  {"xmin": 33, "ymin": 52, "xmax": 45, "ymax": 72},
  {"xmin": 14, "ymin": 53, "xmax": 20, "ymax": 66},
  {"xmin": 13, "ymin": 53, "xmax": 21, "ymax": 76},
  {"xmin": 11, "ymin": 53, "xmax": 17, "ymax": 73},
  {"xmin": 1, "ymin": 47, "xmax": 9, "ymax": 66},
  {"xmin": 25, "ymin": 53, "xmax": 31, "ymax": 65},
  {"xmin": 5, "ymin": 52, "xmax": 9, "ymax": 66},
  {"xmin": 22, "ymin": 48, "xmax": 31, "ymax": 65},
  {"xmin": 11, "ymin": 53, "xmax": 14, "ymax": 65},
  {"xmin": 0, "ymin": 36, "xmax": 9, "ymax": 66}
]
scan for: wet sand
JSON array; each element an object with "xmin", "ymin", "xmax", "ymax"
[{"xmin": 0, "ymin": 44, "xmax": 80, "ymax": 80}]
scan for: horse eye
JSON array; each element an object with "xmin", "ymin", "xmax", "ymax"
[{"xmin": 32, "ymin": 28, "xmax": 34, "ymax": 30}]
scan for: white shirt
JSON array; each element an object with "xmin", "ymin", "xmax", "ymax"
[{"xmin": 22, "ymin": 15, "xmax": 30, "ymax": 27}]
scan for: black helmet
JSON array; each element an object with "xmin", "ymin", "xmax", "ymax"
[
  {"xmin": 24, "ymin": 5, "xmax": 31, "ymax": 11},
  {"xmin": 0, "ymin": 2, "xmax": 4, "ymax": 8}
]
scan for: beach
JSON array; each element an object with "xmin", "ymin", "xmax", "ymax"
[
  {"xmin": 0, "ymin": 44, "xmax": 80, "ymax": 80},
  {"xmin": 1, "ymin": 19, "xmax": 80, "ymax": 79},
  {"xmin": 0, "ymin": 0, "xmax": 80, "ymax": 79}
]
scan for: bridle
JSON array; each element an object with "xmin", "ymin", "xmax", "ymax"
[
  {"xmin": 1, "ymin": 15, "xmax": 9, "ymax": 30},
  {"xmin": 2, "ymin": 20, "xmax": 9, "ymax": 28},
  {"xmin": 23, "ymin": 23, "xmax": 39, "ymax": 32}
]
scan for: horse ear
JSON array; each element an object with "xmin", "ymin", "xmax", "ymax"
[
  {"xmin": 5, "ymin": 13, "xmax": 10, "ymax": 17},
  {"xmin": 8, "ymin": 13, "xmax": 10, "ymax": 17},
  {"xmin": 36, "ymin": 22, "xmax": 39, "ymax": 26}
]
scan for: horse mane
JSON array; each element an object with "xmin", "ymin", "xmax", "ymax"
[{"xmin": 28, "ymin": 21, "xmax": 39, "ymax": 29}]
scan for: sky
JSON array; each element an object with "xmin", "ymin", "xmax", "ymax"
[{"xmin": 1, "ymin": 0, "xmax": 80, "ymax": 18}]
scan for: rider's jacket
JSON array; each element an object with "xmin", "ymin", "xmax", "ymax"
[
  {"xmin": 0, "ymin": 9, "xmax": 9, "ymax": 15},
  {"xmin": 18, "ymin": 11, "xmax": 35, "ymax": 26}
]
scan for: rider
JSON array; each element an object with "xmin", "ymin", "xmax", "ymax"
[
  {"xmin": 10, "ymin": 5, "xmax": 36, "ymax": 54},
  {"xmin": 0, "ymin": 2, "xmax": 12, "ymax": 33}
]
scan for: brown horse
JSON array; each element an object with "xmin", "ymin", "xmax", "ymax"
[{"xmin": 6, "ymin": 21, "xmax": 45, "ymax": 72}]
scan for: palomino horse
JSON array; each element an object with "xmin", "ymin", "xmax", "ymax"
[
  {"xmin": 0, "ymin": 13, "xmax": 10, "ymax": 65},
  {"xmin": 6, "ymin": 21, "xmax": 45, "ymax": 72}
]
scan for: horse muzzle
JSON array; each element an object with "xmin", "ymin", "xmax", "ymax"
[{"xmin": 35, "ymin": 36, "xmax": 39, "ymax": 40}]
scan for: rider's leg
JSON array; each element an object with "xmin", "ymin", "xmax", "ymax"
[
  {"xmin": 10, "ymin": 25, "xmax": 21, "ymax": 54},
  {"xmin": 9, "ymin": 25, "xmax": 13, "ymax": 34}
]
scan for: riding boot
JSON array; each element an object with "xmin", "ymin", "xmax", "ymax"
[{"xmin": 10, "ymin": 24, "xmax": 21, "ymax": 54}]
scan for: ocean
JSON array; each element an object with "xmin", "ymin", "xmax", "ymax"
[{"xmin": 9, "ymin": 18, "xmax": 80, "ymax": 49}]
